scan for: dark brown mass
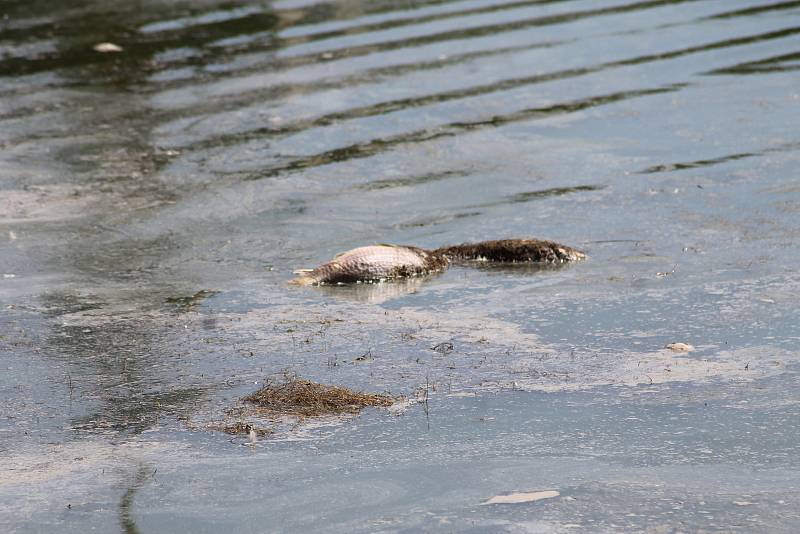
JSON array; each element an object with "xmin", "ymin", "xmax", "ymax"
[{"xmin": 435, "ymin": 239, "xmax": 586, "ymax": 264}]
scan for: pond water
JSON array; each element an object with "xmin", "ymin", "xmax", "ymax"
[{"xmin": 2, "ymin": 0, "xmax": 800, "ymax": 532}]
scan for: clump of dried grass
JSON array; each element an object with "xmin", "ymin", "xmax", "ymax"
[{"xmin": 243, "ymin": 376, "xmax": 393, "ymax": 417}]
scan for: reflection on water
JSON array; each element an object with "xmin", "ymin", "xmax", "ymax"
[
  {"xmin": 2, "ymin": 0, "xmax": 800, "ymax": 531},
  {"xmin": 119, "ymin": 464, "xmax": 150, "ymax": 534},
  {"xmin": 316, "ymin": 276, "xmax": 431, "ymax": 303},
  {"xmin": 639, "ymin": 141, "xmax": 800, "ymax": 174},
  {"xmin": 42, "ymin": 291, "xmax": 209, "ymax": 435}
]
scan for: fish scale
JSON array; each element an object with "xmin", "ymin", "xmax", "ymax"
[{"xmin": 292, "ymin": 245, "xmax": 442, "ymax": 285}]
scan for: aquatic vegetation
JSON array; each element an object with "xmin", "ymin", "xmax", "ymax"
[{"xmin": 242, "ymin": 376, "xmax": 394, "ymax": 417}]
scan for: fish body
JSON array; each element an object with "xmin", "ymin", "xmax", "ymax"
[{"xmin": 290, "ymin": 245, "xmax": 448, "ymax": 285}]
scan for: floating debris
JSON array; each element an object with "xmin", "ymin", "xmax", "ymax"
[
  {"xmin": 656, "ymin": 265, "xmax": 677, "ymax": 277},
  {"xmin": 353, "ymin": 350, "xmax": 373, "ymax": 362},
  {"xmin": 243, "ymin": 376, "xmax": 393, "ymax": 417},
  {"xmin": 93, "ymin": 42, "xmax": 123, "ymax": 53},
  {"xmin": 215, "ymin": 421, "xmax": 272, "ymax": 437},
  {"xmin": 665, "ymin": 342, "xmax": 694, "ymax": 352},
  {"xmin": 431, "ymin": 342, "xmax": 454, "ymax": 355},
  {"xmin": 481, "ymin": 490, "xmax": 560, "ymax": 505},
  {"xmin": 165, "ymin": 289, "xmax": 218, "ymax": 310}
]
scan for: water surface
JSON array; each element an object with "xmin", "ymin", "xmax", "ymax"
[{"xmin": 2, "ymin": 0, "xmax": 800, "ymax": 532}]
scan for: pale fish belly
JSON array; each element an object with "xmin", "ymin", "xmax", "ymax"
[{"xmin": 290, "ymin": 245, "xmax": 443, "ymax": 285}]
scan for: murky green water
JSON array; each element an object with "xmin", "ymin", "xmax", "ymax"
[{"xmin": 2, "ymin": 0, "xmax": 800, "ymax": 532}]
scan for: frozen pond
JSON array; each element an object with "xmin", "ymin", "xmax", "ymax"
[{"xmin": 2, "ymin": 0, "xmax": 800, "ymax": 531}]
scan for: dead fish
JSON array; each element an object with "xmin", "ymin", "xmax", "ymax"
[
  {"xmin": 290, "ymin": 245, "xmax": 448, "ymax": 285},
  {"xmin": 290, "ymin": 239, "xmax": 584, "ymax": 285}
]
